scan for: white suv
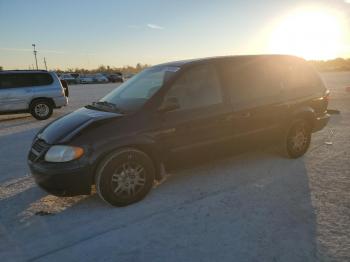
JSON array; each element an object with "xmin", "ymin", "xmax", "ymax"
[{"xmin": 0, "ymin": 70, "xmax": 68, "ymax": 120}]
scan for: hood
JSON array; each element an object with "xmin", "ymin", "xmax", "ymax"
[{"xmin": 38, "ymin": 107, "xmax": 122, "ymax": 144}]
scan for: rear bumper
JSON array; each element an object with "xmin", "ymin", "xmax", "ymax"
[
  {"xmin": 53, "ymin": 96, "xmax": 68, "ymax": 108},
  {"xmin": 313, "ymin": 114, "xmax": 330, "ymax": 132},
  {"xmin": 28, "ymin": 159, "xmax": 92, "ymax": 196}
]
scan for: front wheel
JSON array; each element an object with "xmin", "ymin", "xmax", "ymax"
[
  {"xmin": 95, "ymin": 148, "xmax": 155, "ymax": 207},
  {"xmin": 282, "ymin": 119, "xmax": 312, "ymax": 158}
]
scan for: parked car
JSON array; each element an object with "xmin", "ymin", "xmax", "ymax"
[
  {"xmin": 0, "ymin": 70, "xmax": 68, "ymax": 120},
  {"xmin": 79, "ymin": 75, "xmax": 94, "ymax": 84},
  {"xmin": 70, "ymin": 73, "xmax": 80, "ymax": 79},
  {"xmin": 124, "ymin": 73, "xmax": 135, "ymax": 80},
  {"xmin": 93, "ymin": 74, "xmax": 109, "ymax": 83},
  {"xmin": 28, "ymin": 55, "xmax": 330, "ymax": 206},
  {"xmin": 60, "ymin": 73, "xmax": 78, "ymax": 85},
  {"xmin": 106, "ymin": 73, "xmax": 124, "ymax": 83}
]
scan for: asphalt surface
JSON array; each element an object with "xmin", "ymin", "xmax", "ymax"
[{"xmin": 0, "ymin": 74, "xmax": 349, "ymax": 262}]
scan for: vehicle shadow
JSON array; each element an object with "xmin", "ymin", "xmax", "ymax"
[
  {"xmin": 0, "ymin": 144, "xmax": 324, "ymax": 262},
  {"xmin": 0, "ymin": 114, "xmax": 31, "ymax": 123},
  {"xmin": 0, "ymin": 111, "xmax": 66, "ymax": 132}
]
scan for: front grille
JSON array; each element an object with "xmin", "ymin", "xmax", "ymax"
[
  {"xmin": 32, "ymin": 139, "xmax": 49, "ymax": 153},
  {"xmin": 28, "ymin": 151, "xmax": 37, "ymax": 162},
  {"xmin": 29, "ymin": 139, "xmax": 50, "ymax": 162}
]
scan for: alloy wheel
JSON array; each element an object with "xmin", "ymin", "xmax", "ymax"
[
  {"xmin": 111, "ymin": 162, "xmax": 146, "ymax": 197},
  {"xmin": 34, "ymin": 103, "xmax": 50, "ymax": 117},
  {"xmin": 289, "ymin": 123, "xmax": 308, "ymax": 153}
]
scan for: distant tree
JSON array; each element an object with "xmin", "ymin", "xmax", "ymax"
[
  {"xmin": 53, "ymin": 64, "xmax": 150, "ymax": 75},
  {"xmin": 0, "ymin": 66, "xmax": 3, "ymax": 71},
  {"xmin": 136, "ymin": 63, "xmax": 142, "ymax": 71},
  {"xmin": 55, "ymin": 68, "xmax": 64, "ymax": 74},
  {"xmin": 96, "ymin": 65, "xmax": 106, "ymax": 73},
  {"xmin": 309, "ymin": 58, "xmax": 350, "ymax": 72}
]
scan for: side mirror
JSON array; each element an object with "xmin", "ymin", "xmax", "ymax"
[{"xmin": 158, "ymin": 97, "xmax": 180, "ymax": 112}]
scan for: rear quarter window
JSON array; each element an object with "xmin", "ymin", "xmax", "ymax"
[
  {"xmin": 280, "ymin": 58, "xmax": 324, "ymax": 97},
  {"xmin": 0, "ymin": 73, "xmax": 53, "ymax": 89}
]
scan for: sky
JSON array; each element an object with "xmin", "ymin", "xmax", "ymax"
[{"xmin": 1, "ymin": 0, "xmax": 350, "ymax": 70}]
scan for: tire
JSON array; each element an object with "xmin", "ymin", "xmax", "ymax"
[
  {"xmin": 282, "ymin": 119, "xmax": 312, "ymax": 158},
  {"xmin": 30, "ymin": 99, "xmax": 53, "ymax": 120},
  {"xmin": 95, "ymin": 148, "xmax": 155, "ymax": 207}
]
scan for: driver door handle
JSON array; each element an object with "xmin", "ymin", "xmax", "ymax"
[{"xmin": 221, "ymin": 112, "xmax": 251, "ymax": 122}]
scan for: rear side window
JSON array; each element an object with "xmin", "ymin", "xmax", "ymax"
[
  {"xmin": 0, "ymin": 73, "xmax": 53, "ymax": 89},
  {"xmin": 223, "ymin": 58, "xmax": 281, "ymax": 108},
  {"xmin": 281, "ymin": 59, "xmax": 324, "ymax": 96},
  {"xmin": 164, "ymin": 64, "xmax": 223, "ymax": 111}
]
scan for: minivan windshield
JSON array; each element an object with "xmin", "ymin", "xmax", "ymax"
[{"xmin": 97, "ymin": 66, "xmax": 180, "ymax": 113}]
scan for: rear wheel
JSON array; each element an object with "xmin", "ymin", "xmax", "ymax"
[
  {"xmin": 30, "ymin": 99, "xmax": 53, "ymax": 120},
  {"xmin": 282, "ymin": 119, "xmax": 312, "ymax": 158},
  {"xmin": 95, "ymin": 148, "xmax": 155, "ymax": 207}
]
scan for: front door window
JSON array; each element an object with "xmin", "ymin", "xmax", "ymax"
[{"xmin": 163, "ymin": 64, "xmax": 223, "ymax": 111}]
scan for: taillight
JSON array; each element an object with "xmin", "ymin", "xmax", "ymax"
[{"xmin": 324, "ymin": 90, "xmax": 330, "ymax": 102}]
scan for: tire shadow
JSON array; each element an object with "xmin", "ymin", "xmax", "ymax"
[{"xmin": 0, "ymin": 114, "xmax": 32, "ymax": 122}]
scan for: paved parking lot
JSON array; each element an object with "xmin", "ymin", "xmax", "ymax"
[{"xmin": 0, "ymin": 75, "xmax": 349, "ymax": 262}]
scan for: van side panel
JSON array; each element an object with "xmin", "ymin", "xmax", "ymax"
[
  {"xmin": 0, "ymin": 86, "xmax": 11, "ymax": 111},
  {"xmin": 279, "ymin": 57, "xmax": 329, "ymax": 122},
  {"xmin": 7, "ymin": 86, "xmax": 33, "ymax": 111},
  {"xmin": 220, "ymin": 57, "xmax": 289, "ymax": 138},
  {"xmin": 0, "ymin": 73, "xmax": 36, "ymax": 111},
  {"xmin": 32, "ymin": 72, "xmax": 66, "ymax": 107},
  {"xmin": 220, "ymin": 56, "xmax": 329, "ymax": 139}
]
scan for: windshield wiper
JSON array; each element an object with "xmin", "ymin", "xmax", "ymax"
[{"xmin": 91, "ymin": 101, "xmax": 124, "ymax": 113}]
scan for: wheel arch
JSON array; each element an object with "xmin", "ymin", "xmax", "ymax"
[
  {"xmin": 91, "ymin": 141, "xmax": 163, "ymax": 184},
  {"xmin": 291, "ymin": 106, "xmax": 316, "ymax": 129},
  {"xmin": 29, "ymin": 97, "xmax": 55, "ymax": 108}
]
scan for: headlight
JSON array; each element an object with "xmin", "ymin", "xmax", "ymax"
[{"xmin": 45, "ymin": 145, "xmax": 84, "ymax": 162}]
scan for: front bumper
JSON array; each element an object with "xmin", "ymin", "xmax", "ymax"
[
  {"xmin": 313, "ymin": 113, "xmax": 330, "ymax": 132},
  {"xmin": 28, "ymin": 159, "xmax": 92, "ymax": 196}
]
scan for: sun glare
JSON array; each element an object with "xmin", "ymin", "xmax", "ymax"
[{"xmin": 269, "ymin": 7, "xmax": 346, "ymax": 60}]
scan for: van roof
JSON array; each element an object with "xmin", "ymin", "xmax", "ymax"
[
  {"xmin": 156, "ymin": 54, "xmax": 304, "ymax": 68},
  {"xmin": 0, "ymin": 70, "xmax": 49, "ymax": 74}
]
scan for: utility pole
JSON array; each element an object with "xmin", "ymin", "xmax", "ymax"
[
  {"xmin": 43, "ymin": 57, "xmax": 48, "ymax": 70},
  {"xmin": 32, "ymin": 44, "xmax": 38, "ymax": 70}
]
